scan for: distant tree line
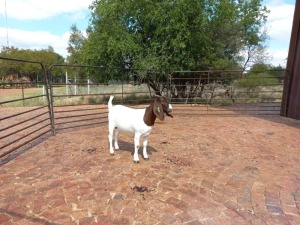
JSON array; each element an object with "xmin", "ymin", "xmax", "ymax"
[{"xmin": 0, "ymin": 46, "xmax": 64, "ymax": 82}]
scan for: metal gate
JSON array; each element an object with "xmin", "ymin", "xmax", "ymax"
[
  {"xmin": 0, "ymin": 57, "xmax": 53, "ymax": 159},
  {"xmin": 169, "ymin": 70, "xmax": 285, "ymax": 116}
]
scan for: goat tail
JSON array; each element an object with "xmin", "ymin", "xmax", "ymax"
[{"xmin": 108, "ymin": 95, "xmax": 114, "ymax": 110}]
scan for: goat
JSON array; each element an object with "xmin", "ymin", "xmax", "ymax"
[{"xmin": 108, "ymin": 95, "xmax": 173, "ymax": 163}]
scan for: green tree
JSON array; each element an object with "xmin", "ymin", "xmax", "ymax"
[
  {"xmin": 70, "ymin": 0, "xmax": 269, "ymax": 94},
  {"xmin": 83, "ymin": 0, "xmax": 208, "ymax": 72},
  {"xmin": 236, "ymin": 63, "xmax": 279, "ymax": 98},
  {"xmin": 67, "ymin": 24, "xmax": 86, "ymax": 64},
  {"xmin": 269, "ymin": 64, "xmax": 285, "ymax": 83},
  {"xmin": 239, "ymin": 27, "xmax": 271, "ymax": 71},
  {"xmin": 0, "ymin": 46, "xmax": 64, "ymax": 82}
]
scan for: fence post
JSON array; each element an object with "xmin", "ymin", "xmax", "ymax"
[
  {"xmin": 74, "ymin": 75, "xmax": 77, "ymax": 95},
  {"xmin": 122, "ymin": 70, "xmax": 124, "ymax": 104},
  {"xmin": 87, "ymin": 78, "xmax": 90, "ymax": 95},
  {"xmin": 66, "ymin": 71, "xmax": 68, "ymax": 96},
  {"xmin": 21, "ymin": 83, "xmax": 25, "ymax": 106},
  {"xmin": 46, "ymin": 66, "xmax": 56, "ymax": 136},
  {"xmin": 43, "ymin": 85, "xmax": 45, "ymax": 101},
  {"xmin": 168, "ymin": 73, "xmax": 172, "ymax": 98}
]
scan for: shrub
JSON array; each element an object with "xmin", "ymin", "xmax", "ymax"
[
  {"xmin": 235, "ymin": 73, "xmax": 279, "ymax": 97},
  {"xmin": 236, "ymin": 73, "xmax": 279, "ymax": 87}
]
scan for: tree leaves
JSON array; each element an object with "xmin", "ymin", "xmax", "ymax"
[
  {"xmin": 0, "ymin": 46, "xmax": 64, "ymax": 81},
  {"xmin": 73, "ymin": 0, "xmax": 269, "ymax": 80}
]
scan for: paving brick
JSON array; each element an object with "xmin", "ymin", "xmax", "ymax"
[
  {"xmin": 0, "ymin": 114, "xmax": 299, "ymax": 224},
  {"xmin": 282, "ymin": 205, "xmax": 299, "ymax": 215},
  {"xmin": 175, "ymin": 212, "xmax": 195, "ymax": 223},
  {"xmin": 185, "ymin": 220, "xmax": 204, "ymax": 225},
  {"xmin": 0, "ymin": 213, "xmax": 12, "ymax": 224}
]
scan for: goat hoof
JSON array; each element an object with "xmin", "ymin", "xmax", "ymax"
[
  {"xmin": 133, "ymin": 160, "xmax": 140, "ymax": 164},
  {"xmin": 143, "ymin": 157, "xmax": 149, "ymax": 161},
  {"xmin": 110, "ymin": 153, "xmax": 114, "ymax": 156}
]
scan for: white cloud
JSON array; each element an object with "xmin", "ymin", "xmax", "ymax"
[
  {"xmin": 267, "ymin": 48, "xmax": 288, "ymax": 66},
  {"xmin": 0, "ymin": 0, "xmax": 93, "ymax": 57},
  {"xmin": 266, "ymin": 1, "xmax": 294, "ymax": 42},
  {"xmin": 67, "ymin": 11, "xmax": 86, "ymax": 22},
  {"xmin": 0, "ymin": 0, "xmax": 93, "ymax": 20},
  {"xmin": 264, "ymin": 0, "xmax": 295, "ymax": 65},
  {"xmin": 0, "ymin": 27, "xmax": 70, "ymax": 57},
  {"xmin": 0, "ymin": 0, "xmax": 295, "ymax": 65}
]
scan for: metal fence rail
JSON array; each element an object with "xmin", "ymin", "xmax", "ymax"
[
  {"xmin": 0, "ymin": 57, "xmax": 53, "ymax": 158},
  {"xmin": 0, "ymin": 57, "xmax": 287, "ymax": 158},
  {"xmin": 48, "ymin": 65, "xmax": 165, "ymax": 134},
  {"xmin": 49, "ymin": 64, "xmax": 114, "ymax": 133},
  {"xmin": 169, "ymin": 70, "xmax": 285, "ymax": 116}
]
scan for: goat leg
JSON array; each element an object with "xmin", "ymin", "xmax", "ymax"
[{"xmin": 133, "ymin": 133, "xmax": 141, "ymax": 163}]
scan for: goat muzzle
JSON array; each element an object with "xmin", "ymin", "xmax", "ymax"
[{"xmin": 166, "ymin": 109, "xmax": 173, "ymax": 118}]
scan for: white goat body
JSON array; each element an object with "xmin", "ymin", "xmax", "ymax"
[
  {"xmin": 108, "ymin": 105, "xmax": 153, "ymax": 135},
  {"xmin": 108, "ymin": 95, "xmax": 172, "ymax": 162}
]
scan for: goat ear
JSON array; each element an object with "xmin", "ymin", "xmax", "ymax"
[{"xmin": 153, "ymin": 101, "xmax": 165, "ymax": 121}]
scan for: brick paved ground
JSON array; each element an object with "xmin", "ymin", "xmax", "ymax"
[{"xmin": 0, "ymin": 113, "xmax": 300, "ymax": 225}]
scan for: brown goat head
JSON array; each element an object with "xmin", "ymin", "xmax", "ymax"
[
  {"xmin": 144, "ymin": 96, "xmax": 173, "ymax": 126},
  {"xmin": 153, "ymin": 96, "xmax": 173, "ymax": 121}
]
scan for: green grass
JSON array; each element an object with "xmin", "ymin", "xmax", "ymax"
[
  {"xmin": 51, "ymin": 83, "xmax": 152, "ymax": 106},
  {"xmin": 0, "ymin": 88, "xmax": 47, "ymax": 107},
  {"xmin": 1, "ymin": 82, "xmax": 283, "ymax": 107}
]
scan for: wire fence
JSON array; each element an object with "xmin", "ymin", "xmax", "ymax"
[
  {"xmin": 0, "ymin": 57, "xmax": 287, "ymax": 159},
  {"xmin": 169, "ymin": 70, "xmax": 285, "ymax": 116},
  {"xmin": 48, "ymin": 64, "xmax": 167, "ymax": 133}
]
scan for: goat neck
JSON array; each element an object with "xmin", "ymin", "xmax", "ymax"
[{"xmin": 143, "ymin": 103, "xmax": 157, "ymax": 126}]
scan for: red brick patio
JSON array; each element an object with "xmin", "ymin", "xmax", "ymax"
[{"xmin": 0, "ymin": 114, "xmax": 300, "ymax": 225}]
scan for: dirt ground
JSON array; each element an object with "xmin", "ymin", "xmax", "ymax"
[
  {"xmin": 0, "ymin": 88, "xmax": 42, "ymax": 97},
  {"xmin": 0, "ymin": 108, "xmax": 300, "ymax": 225}
]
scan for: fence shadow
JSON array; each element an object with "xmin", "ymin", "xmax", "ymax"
[
  {"xmin": 54, "ymin": 122, "xmax": 106, "ymax": 134},
  {"xmin": 252, "ymin": 114, "xmax": 300, "ymax": 130},
  {"xmin": 0, "ymin": 208, "xmax": 59, "ymax": 225},
  {"xmin": 0, "ymin": 133, "xmax": 52, "ymax": 166}
]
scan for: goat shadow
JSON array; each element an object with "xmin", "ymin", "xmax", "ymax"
[{"xmin": 114, "ymin": 140, "xmax": 157, "ymax": 158}]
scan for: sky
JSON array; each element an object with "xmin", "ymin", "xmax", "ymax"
[{"xmin": 0, "ymin": 0, "xmax": 296, "ymax": 66}]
